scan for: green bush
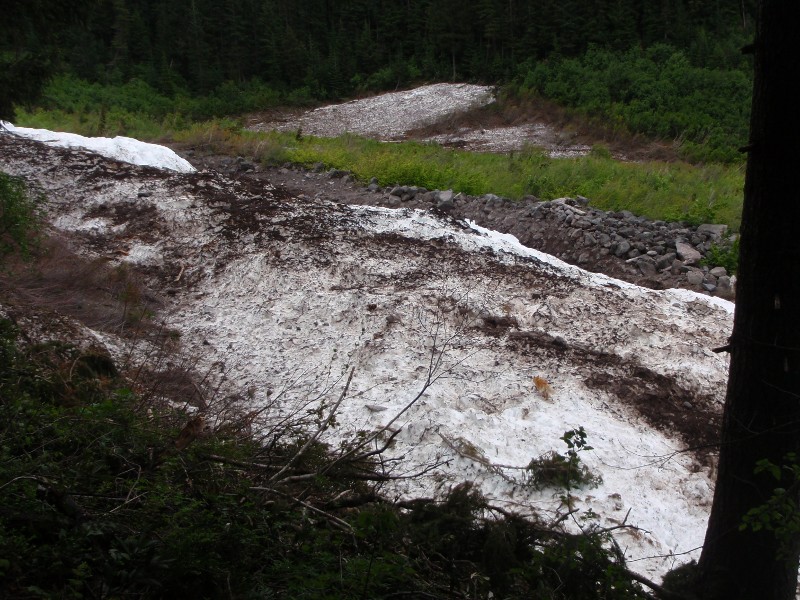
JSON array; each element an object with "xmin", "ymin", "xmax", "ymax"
[
  {"xmin": 515, "ymin": 44, "xmax": 752, "ymax": 163},
  {"xmin": 701, "ymin": 238, "xmax": 739, "ymax": 274},
  {"xmin": 526, "ymin": 427, "xmax": 602, "ymax": 490},
  {"xmin": 0, "ymin": 171, "xmax": 42, "ymax": 259}
]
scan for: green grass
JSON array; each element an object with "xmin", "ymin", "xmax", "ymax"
[
  {"xmin": 12, "ymin": 71, "xmax": 746, "ymax": 230},
  {"xmin": 177, "ymin": 121, "xmax": 745, "ymax": 230}
]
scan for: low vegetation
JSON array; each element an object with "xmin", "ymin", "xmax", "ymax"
[
  {"xmin": 176, "ymin": 120, "xmax": 745, "ymax": 230},
  {"xmin": 526, "ymin": 427, "xmax": 602, "ymax": 491},
  {"xmin": 0, "ymin": 171, "xmax": 42, "ymax": 259},
  {"xmin": 512, "ymin": 44, "xmax": 752, "ymax": 164}
]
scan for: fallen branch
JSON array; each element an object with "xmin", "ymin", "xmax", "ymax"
[{"xmin": 250, "ymin": 486, "xmax": 353, "ymax": 533}]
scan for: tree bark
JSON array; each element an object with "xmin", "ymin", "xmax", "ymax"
[{"xmin": 693, "ymin": 2, "xmax": 800, "ymax": 599}]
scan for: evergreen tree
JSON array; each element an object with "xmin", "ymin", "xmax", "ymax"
[{"xmin": 689, "ymin": 2, "xmax": 800, "ymax": 598}]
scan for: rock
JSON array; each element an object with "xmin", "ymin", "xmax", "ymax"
[
  {"xmin": 389, "ymin": 186, "xmax": 405, "ymax": 197},
  {"xmin": 613, "ymin": 240, "xmax": 631, "ymax": 257},
  {"xmin": 437, "ymin": 190, "xmax": 454, "ymax": 204},
  {"xmin": 656, "ymin": 252, "xmax": 677, "ymax": 271},
  {"xmin": 636, "ymin": 257, "xmax": 658, "ymax": 277},
  {"xmin": 675, "ymin": 241, "xmax": 702, "ymax": 265},
  {"xmin": 420, "ymin": 191, "xmax": 437, "ymax": 203},
  {"xmin": 709, "ymin": 266, "xmax": 728, "ymax": 278},
  {"xmin": 697, "ymin": 223, "xmax": 729, "ymax": 238},
  {"xmin": 367, "ymin": 183, "xmax": 380, "ymax": 193},
  {"xmin": 702, "ymin": 282, "xmax": 717, "ymax": 293},
  {"xmin": 437, "ymin": 197, "xmax": 455, "ymax": 211},
  {"xmin": 686, "ymin": 269, "xmax": 705, "ymax": 286}
]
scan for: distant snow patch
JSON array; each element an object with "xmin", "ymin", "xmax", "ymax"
[{"xmin": 250, "ymin": 83, "xmax": 494, "ymax": 139}]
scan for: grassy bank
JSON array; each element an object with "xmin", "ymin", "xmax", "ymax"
[
  {"xmin": 178, "ymin": 120, "xmax": 745, "ymax": 230},
  {"xmin": 11, "ymin": 73, "xmax": 745, "ymax": 230}
]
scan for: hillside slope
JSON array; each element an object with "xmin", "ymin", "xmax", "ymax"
[{"xmin": 0, "ymin": 129, "xmax": 732, "ymax": 581}]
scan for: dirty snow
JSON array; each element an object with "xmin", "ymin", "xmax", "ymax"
[
  {"xmin": 427, "ymin": 123, "xmax": 592, "ymax": 156},
  {"xmin": 249, "ymin": 83, "xmax": 494, "ymax": 140},
  {"xmin": 0, "ymin": 129, "xmax": 735, "ymax": 585},
  {"xmin": 248, "ymin": 83, "xmax": 594, "ymax": 156}
]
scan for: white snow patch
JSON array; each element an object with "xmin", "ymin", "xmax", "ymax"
[
  {"xmin": 166, "ymin": 202, "xmax": 732, "ymax": 582},
  {"xmin": 1, "ymin": 121, "xmax": 195, "ymax": 173},
  {"xmin": 1, "ymin": 127, "xmax": 737, "ymax": 585}
]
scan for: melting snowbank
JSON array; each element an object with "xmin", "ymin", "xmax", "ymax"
[
  {"xmin": 0, "ymin": 129, "xmax": 733, "ymax": 583},
  {"xmin": 1, "ymin": 121, "xmax": 195, "ymax": 173}
]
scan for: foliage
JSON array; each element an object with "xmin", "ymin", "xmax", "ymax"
[
  {"xmin": 0, "ymin": 171, "xmax": 42, "ymax": 260},
  {"xmin": 513, "ymin": 44, "xmax": 752, "ymax": 163},
  {"xmin": 15, "ymin": 75, "xmax": 283, "ymax": 139},
  {"xmin": 526, "ymin": 427, "xmax": 602, "ymax": 490},
  {"xmin": 17, "ymin": 0, "xmax": 753, "ymax": 102},
  {"xmin": 701, "ymin": 238, "xmax": 740, "ymax": 275},
  {"xmin": 0, "ymin": 317, "xmax": 648, "ymax": 598},
  {"xmin": 739, "ymin": 454, "xmax": 800, "ymax": 560}
]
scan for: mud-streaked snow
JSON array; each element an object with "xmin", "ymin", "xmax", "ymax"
[{"xmin": 0, "ymin": 128, "xmax": 735, "ymax": 584}]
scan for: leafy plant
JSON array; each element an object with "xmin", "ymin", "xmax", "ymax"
[
  {"xmin": 0, "ymin": 171, "xmax": 42, "ymax": 259},
  {"xmin": 526, "ymin": 427, "xmax": 602, "ymax": 490},
  {"xmin": 740, "ymin": 453, "xmax": 800, "ymax": 560},
  {"xmin": 701, "ymin": 237, "xmax": 739, "ymax": 274}
]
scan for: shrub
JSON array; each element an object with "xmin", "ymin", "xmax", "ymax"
[
  {"xmin": 0, "ymin": 171, "xmax": 41, "ymax": 259},
  {"xmin": 701, "ymin": 238, "xmax": 739, "ymax": 274},
  {"xmin": 526, "ymin": 427, "xmax": 602, "ymax": 490},
  {"xmin": 514, "ymin": 43, "xmax": 751, "ymax": 163}
]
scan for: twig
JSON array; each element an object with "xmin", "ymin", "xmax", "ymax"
[
  {"xmin": 269, "ymin": 367, "xmax": 354, "ymax": 483},
  {"xmin": 250, "ymin": 486, "xmax": 353, "ymax": 533}
]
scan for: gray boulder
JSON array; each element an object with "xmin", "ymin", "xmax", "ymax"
[{"xmin": 675, "ymin": 241, "xmax": 702, "ymax": 265}]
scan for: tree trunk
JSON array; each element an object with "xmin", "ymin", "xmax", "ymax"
[{"xmin": 693, "ymin": 2, "xmax": 800, "ymax": 599}]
